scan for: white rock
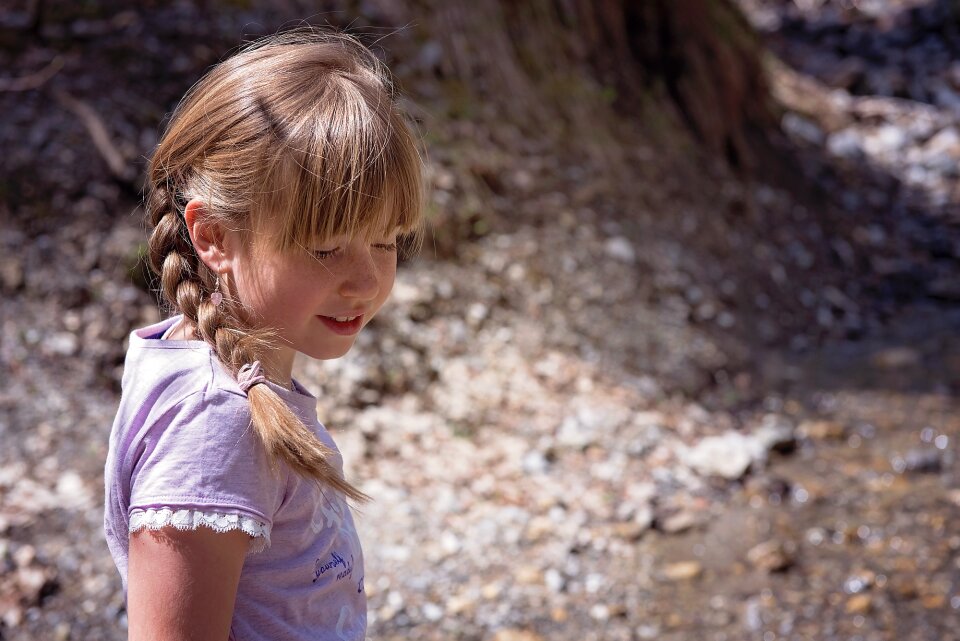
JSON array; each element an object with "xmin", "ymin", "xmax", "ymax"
[
  {"xmin": 826, "ymin": 128, "xmax": 865, "ymax": 159},
  {"xmin": 56, "ymin": 470, "xmax": 91, "ymax": 507},
  {"xmin": 421, "ymin": 602, "xmax": 444, "ymax": 622},
  {"xmin": 604, "ymin": 236, "xmax": 636, "ymax": 264},
  {"xmin": 682, "ymin": 431, "xmax": 754, "ymax": 479},
  {"xmin": 544, "ymin": 568, "xmax": 565, "ymax": 593},
  {"xmin": 46, "ymin": 331, "xmax": 79, "ymax": 356},
  {"xmin": 862, "ymin": 124, "xmax": 907, "ymax": 156}
]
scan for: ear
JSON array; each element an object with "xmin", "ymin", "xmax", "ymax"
[{"xmin": 183, "ymin": 200, "xmax": 234, "ymax": 274}]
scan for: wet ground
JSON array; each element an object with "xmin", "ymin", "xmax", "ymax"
[{"xmin": 635, "ymin": 302, "xmax": 960, "ymax": 641}]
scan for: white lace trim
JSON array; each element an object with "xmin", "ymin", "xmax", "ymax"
[{"xmin": 129, "ymin": 507, "xmax": 271, "ymax": 554}]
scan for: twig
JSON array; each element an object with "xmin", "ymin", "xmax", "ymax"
[
  {"xmin": 52, "ymin": 88, "xmax": 134, "ymax": 182},
  {"xmin": 0, "ymin": 56, "xmax": 63, "ymax": 92}
]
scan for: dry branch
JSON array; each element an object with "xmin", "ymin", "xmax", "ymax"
[
  {"xmin": 52, "ymin": 88, "xmax": 134, "ymax": 182},
  {"xmin": 0, "ymin": 57, "xmax": 64, "ymax": 92}
]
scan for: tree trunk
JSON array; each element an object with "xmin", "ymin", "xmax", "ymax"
[
  {"xmin": 402, "ymin": 0, "xmax": 775, "ymax": 171},
  {"xmin": 577, "ymin": 0, "xmax": 775, "ymax": 170}
]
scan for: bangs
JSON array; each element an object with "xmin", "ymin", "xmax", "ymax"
[{"xmin": 251, "ymin": 76, "xmax": 423, "ymax": 251}]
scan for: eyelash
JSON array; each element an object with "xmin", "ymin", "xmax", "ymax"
[{"xmin": 313, "ymin": 243, "xmax": 397, "ymax": 260}]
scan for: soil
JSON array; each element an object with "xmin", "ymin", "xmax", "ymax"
[{"xmin": 1, "ymin": 1, "xmax": 958, "ymax": 640}]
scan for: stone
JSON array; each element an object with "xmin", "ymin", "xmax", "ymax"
[
  {"xmin": 683, "ymin": 432, "xmax": 754, "ymax": 479},
  {"xmin": 922, "ymin": 593, "xmax": 946, "ymax": 609},
  {"xmin": 659, "ymin": 509, "xmax": 700, "ymax": 534},
  {"xmin": 826, "ymin": 128, "xmax": 865, "ymax": 160},
  {"xmin": 746, "ymin": 540, "xmax": 794, "ymax": 572},
  {"xmin": 611, "ymin": 517, "xmax": 651, "ymax": 541},
  {"xmin": 662, "ymin": 561, "xmax": 702, "ymax": 581},
  {"xmin": 862, "ymin": 124, "xmax": 907, "ymax": 156},
  {"xmin": 798, "ymin": 420, "xmax": 847, "ymax": 441},
  {"xmin": 845, "ymin": 594, "xmax": 872, "ymax": 614},
  {"xmin": 604, "ymin": 236, "xmax": 636, "ymax": 264}
]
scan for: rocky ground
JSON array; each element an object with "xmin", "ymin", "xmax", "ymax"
[{"xmin": 1, "ymin": 1, "xmax": 959, "ymax": 640}]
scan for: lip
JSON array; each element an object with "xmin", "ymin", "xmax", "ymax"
[{"xmin": 317, "ymin": 314, "xmax": 364, "ymax": 336}]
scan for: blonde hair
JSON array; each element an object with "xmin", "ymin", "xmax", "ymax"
[{"xmin": 145, "ymin": 29, "xmax": 424, "ymax": 502}]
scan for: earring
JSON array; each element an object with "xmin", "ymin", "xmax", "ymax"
[{"xmin": 210, "ymin": 275, "xmax": 223, "ymax": 306}]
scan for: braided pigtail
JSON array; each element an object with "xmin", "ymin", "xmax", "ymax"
[
  {"xmin": 145, "ymin": 180, "xmax": 369, "ymax": 504},
  {"xmin": 197, "ymin": 308, "xmax": 371, "ymax": 503}
]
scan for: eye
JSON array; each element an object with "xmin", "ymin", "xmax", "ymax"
[
  {"xmin": 373, "ymin": 242, "xmax": 397, "ymax": 252},
  {"xmin": 313, "ymin": 247, "xmax": 341, "ymax": 260}
]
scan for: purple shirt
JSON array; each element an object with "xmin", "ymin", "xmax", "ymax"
[{"xmin": 103, "ymin": 315, "xmax": 366, "ymax": 640}]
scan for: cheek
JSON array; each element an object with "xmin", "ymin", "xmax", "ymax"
[
  {"xmin": 236, "ymin": 259, "xmax": 302, "ymax": 312},
  {"xmin": 378, "ymin": 259, "xmax": 398, "ymax": 298}
]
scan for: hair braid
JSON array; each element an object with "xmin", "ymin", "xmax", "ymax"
[{"xmin": 146, "ymin": 183, "xmax": 369, "ymax": 503}]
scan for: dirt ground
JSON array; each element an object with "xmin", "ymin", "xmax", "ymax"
[{"xmin": 1, "ymin": 1, "xmax": 959, "ymax": 640}]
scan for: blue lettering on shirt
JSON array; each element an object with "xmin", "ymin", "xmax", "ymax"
[{"xmin": 313, "ymin": 552, "xmax": 355, "ymax": 584}]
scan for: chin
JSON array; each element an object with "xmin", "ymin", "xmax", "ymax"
[{"xmin": 302, "ymin": 341, "xmax": 356, "ymax": 361}]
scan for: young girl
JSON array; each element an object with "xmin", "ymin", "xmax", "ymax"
[{"xmin": 103, "ymin": 29, "xmax": 423, "ymax": 641}]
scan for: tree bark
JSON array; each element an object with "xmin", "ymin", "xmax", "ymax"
[
  {"xmin": 583, "ymin": 0, "xmax": 775, "ymax": 169},
  {"xmin": 404, "ymin": 0, "xmax": 775, "ymax": 171}
]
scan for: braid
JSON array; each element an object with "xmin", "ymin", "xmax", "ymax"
[
  {"xmin": 147, "ymin": 184, "xmax": 205, "ymax": 319},
  {"xmin": 145, "ymin": 181, "xmax": 369, "ymax": 503}
]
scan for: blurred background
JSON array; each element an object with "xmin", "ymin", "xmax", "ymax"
[{"xmin": 1, "ymin": 0, "xmax": 959, "ymax": 639}]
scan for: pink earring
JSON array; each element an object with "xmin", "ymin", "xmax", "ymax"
[{"xmin": 210, "ymin": 275, "xmax": 223, "ymax": 306}]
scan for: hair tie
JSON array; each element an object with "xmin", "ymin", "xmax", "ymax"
[{"xmin": 237, "ymin": 361, "xmax": 267, "ymax": 393}]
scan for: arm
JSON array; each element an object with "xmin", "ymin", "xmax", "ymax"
[{"xmin": 127, "ymin": 526, "xmax": 250, "ymax": 641}]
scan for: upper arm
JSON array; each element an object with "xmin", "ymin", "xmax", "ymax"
[{"xmin": 127, "ymin": 526, "xmax": 250, "ymax": 641}]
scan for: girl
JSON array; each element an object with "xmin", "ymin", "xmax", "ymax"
[{"xmin": 103, "ymin": 29, "xmax": 423, "ymax": 641}]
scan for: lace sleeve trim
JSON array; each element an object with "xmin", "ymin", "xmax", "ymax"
[{"xmin": 129, "ymin": 507, "xmax": 271, "ymax": 554}]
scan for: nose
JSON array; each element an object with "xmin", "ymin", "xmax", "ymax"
[{"xmin": 338, "ymin": 247, "xmax": 380, "ymax": 301}]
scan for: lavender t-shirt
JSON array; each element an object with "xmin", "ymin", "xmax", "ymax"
[{"xmin": 103, "ymin": 315, "xmax": 366, "ymax": 641}]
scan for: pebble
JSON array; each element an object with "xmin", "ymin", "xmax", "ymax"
[
  {"xmin": 826, "ymin": 128, "xmax": 865, "ymax": 159},
  {"xmin": 798, "ymin": 419, "xmax": 847, "ymax": 441},
  {"xmin": 44, "ymin": 332, "xmax": 79, "ymax": 357},
  {"xmin": 604, "ymin": 236, "xmax": 636, "ymax": 264},
  {"xmin": 922, "ymin": 593, "xmax": 946, "ymax": 609},
  {"xmin": 661, "ymin": 561, "xmax": 703, "ymax": 581},
  {"xmin": 659, "ymin": 509, "xmax": 700, "ymax": 534},
  {"xmin": 845, "ymin": 593, "xmax": 873, "ymax": 614},
  {"xmin": 682, "ymin": 432, "xmax": 755, "ymax": 479},
  {"xmin": 746, "ymin": 539, "xmax": 794, "ymax": 572}
]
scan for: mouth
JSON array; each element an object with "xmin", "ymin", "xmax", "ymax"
[{"xmin": 317, "ymin": 314, "xmax": 364, "ymax": 336}]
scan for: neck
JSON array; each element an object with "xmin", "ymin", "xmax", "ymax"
[
  {"xmin": 168, "ymin": 316, "xmax": 296, "ymax": 390},
  {"xmin": 259, "ymin": 346, "xmax": 296, "ymax": 390}
]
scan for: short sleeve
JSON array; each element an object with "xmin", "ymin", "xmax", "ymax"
[{"xmin": 127, "ymin": 388, "xmax": 285, "ymax": 553}]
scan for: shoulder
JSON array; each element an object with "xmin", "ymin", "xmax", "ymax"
[
  {"xmin": 111, "ymin": 327, "xmax": 263, "ymax": 481},
  {"xmin": 118, "ymin": 324, "xmax": 251, "ymax": 427}
]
